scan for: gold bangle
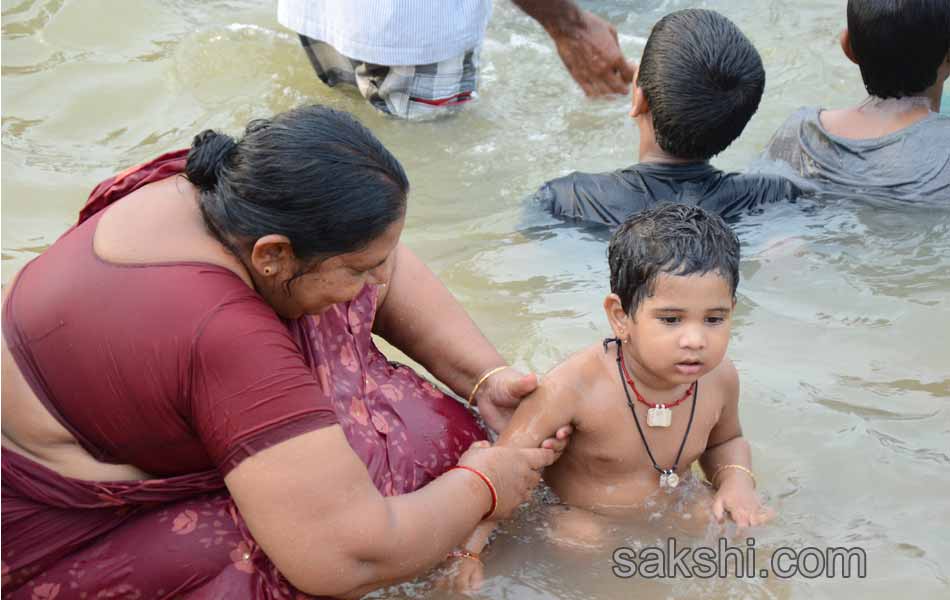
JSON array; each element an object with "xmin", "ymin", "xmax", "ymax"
[
  {"xmin": 448, "ymin": 550, "xmax": 482, "ymax": 563},
  {"xmin": 467, "ymin": 366, "xmax": 508, "ymax": 407},
  {"xmin": 711, "ymin": 464, "xmax": 756, "ymax": 489}
]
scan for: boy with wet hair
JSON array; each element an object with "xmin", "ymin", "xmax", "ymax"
[
  {"xmin": 763, "ymin": 0, "xmax": 950, "ymax": 200},
  {"xmin": 442, "ymin": 204, "xmax": 772, "ymax": 591},
  {"xmin": 534, "ymin": 9, "xmax": 800, "ymax": 228}
]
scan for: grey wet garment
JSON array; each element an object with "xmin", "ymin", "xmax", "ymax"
[
  {"xmin": 762, "ymin": 107, "xmax": 950, "ymax": 201},
  {"xmin": 533, "ymin": 162, "xmax": 801, "ymax": 227}
]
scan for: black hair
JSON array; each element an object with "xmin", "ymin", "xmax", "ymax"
[
  {"xmin": 608, "ymin": 204, "xmax": 740, "ymax": 316},
  {"xmin": 637, "ymin": 9, "xmax": 765, "ymax": 161},
  {"xmin": 847, "ymin": 0, "xmax": 950, "ymax": 98},
  {"xmin": 185, "ymin": 104, "xmax": 408, "ymax": 266}
]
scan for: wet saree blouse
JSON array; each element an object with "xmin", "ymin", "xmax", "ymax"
[{"xmin": 1, "ymin": 150, "xmax": 485, "ymax": 597}]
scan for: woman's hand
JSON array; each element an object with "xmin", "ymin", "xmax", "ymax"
[
  {"xmin": 474, "ymin": 367, "xmax": 537, "ymax": 432},
  {"xmin": 474, "ymin": 368, "xmax": 574, "ymax": 455},
  {"xmin": 457, "ymin": 441, "xmax": 555, "ymax": 520}
]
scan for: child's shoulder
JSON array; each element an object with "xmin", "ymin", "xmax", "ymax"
[
  {"xmin": 545, "ymin": 342, "xmax": 610, "ymax": 386},
  {"xmin": 539, "ymin": 343, "xmax": 618, "ymax": 406},
  {"xmin": 700, "ymin": 356, "xmax": 740, "ymax": 404}
]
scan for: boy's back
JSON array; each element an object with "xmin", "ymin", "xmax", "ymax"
[
  {"xmin": 762, "ymin": 0, "xmax": 950, "ymax": 201},
  {"xmin": 535, "ymin": 162, "xmax": 799, "ymax": 227},
  {"xmin": 534, "ymin": 9, "xmax": 799, "ymax": 228}
]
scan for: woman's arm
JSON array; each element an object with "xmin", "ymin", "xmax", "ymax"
[
  {"xmin": 226, "ymin": 426, "xmax": 554, "ymax": 598},
  {"xmin": 373, "ymin": 244, "xmax": 538, "ymax": 433},
  {"xmin": 373, "ymin": 244, "xmax": 503, "ymax": 399}
]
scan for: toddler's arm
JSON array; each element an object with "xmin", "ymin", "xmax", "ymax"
[{"xmin": 699, "ymin": 359, "xmax": 774, "ymax": 529}]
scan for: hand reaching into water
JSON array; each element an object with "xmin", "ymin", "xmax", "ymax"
[
  {"xmin": 513, "ymin": 0, "xmax": 635, "ymax": 97},
  {"xmin": 473, "ymin": 367, "xmax": 573, "ymax": 454},
  {"xmin": 712, "ymin": 473, "xmax": 775, "ymax": 533},
  {"xmin": 548, "ymin": 9, "xmax": 635, "ymax": 97},
  {"xmin": 435, "ymin": 552, "xmax": 485, "ymax": 593}
]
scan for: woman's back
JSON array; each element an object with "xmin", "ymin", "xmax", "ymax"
[{"xmin": 2, "ymin": 166, "xmax": 336, "ymax": 478}]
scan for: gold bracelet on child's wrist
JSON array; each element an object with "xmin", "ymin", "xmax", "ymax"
[
  {"xmin": 448, "ymin": 550, "xmax": 482, "ymax": 563},
  {"xmin": 711, "ymin": 464, "xmax": 756, "ymax": 488}
]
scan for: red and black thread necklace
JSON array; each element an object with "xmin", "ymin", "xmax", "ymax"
[
  {"xmin": 618, "ymin": 345, "xmax": 695, "ymax": 428},
  {"xmin": 604, "ymin": 337, "xmax": 697, "ymax": 489}
]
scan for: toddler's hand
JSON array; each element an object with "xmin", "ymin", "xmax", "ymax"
[
  {"xmin": 435, "ymin": 553, "xmax": 485, "ymax": 593},
  {"xmin": 711, "ymin": 477, "xmax": 775, "ymax": 532}
]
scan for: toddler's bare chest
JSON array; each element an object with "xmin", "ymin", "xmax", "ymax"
[{"xmin": 570, "ymin": 392, "xmax": 723, "ymax": 476}]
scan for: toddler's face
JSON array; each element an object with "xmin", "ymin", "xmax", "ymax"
[{"xmin": 624, "ymin": 272, "xmax": 735, "ymax": 386}]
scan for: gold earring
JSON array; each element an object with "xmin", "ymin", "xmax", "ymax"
[{"xmin": 263, "ymin": 267, "xmax": 272, "ymax": 276}]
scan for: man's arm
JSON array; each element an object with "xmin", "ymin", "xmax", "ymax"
[{"xmin": 511, "ymin": 0, "xmax": 635, "ymax": 96}]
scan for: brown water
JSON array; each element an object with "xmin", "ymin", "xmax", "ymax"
[{"xmin": 2, "ymin": 1, "xmax": 948, "ymax": 598}]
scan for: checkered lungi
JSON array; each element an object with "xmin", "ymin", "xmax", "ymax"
[{"xmin": 298, "ymin": 35, "xmax": 479, "ymax": 119}]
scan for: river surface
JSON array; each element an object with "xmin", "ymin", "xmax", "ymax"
[{"xmin": 2, "ymin": 1, "xmax": 948, "ymax": 598}]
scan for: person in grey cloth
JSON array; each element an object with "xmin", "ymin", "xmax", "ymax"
[
  {"xmin": 762, "ymin": 0, "xmax": 950, "ymax": 201},
  {"xmin": 278, "ymin": 0, "xmax": 635, "ymax": 119}
]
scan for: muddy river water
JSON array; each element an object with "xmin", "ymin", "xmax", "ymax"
[{"xmin": 3, "ymin": 1, "xmax": 948, "ymax": 598}]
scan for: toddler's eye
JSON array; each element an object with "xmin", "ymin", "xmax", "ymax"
[
  {"xmin": 705, "ymin": 316, "xmax": 725, "ymax": 325},
  {"xmin": 658, "ymin": 316, "xmax": 680, "ymax": 325}
]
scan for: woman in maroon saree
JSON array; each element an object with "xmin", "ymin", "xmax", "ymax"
[{"xmin": 1, "ymin": 105, "xmax": 560, "ymax": 598}]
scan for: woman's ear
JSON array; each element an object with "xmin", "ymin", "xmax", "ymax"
[
  {"xmin": 250, "ymin": 234, "xmax": 295, "ymax": 277},
  {"xmin": 603, "ymin": 293, "xmax": 632, "ymax": 339},
  {"xmin": 839, "ymin": 29, "xmax": 858, "ymax": 65}
]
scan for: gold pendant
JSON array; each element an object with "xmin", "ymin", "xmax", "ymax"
[
  {"xmin": 647, "ymin": 405, "xmax": 672, "ymax": 428},
  {"xmin": 660, "ymin": 471, "xmax": 680, "ymax": 489}
]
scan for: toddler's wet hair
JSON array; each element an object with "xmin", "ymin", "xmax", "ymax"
[{"xmin": 608, "ymin": 204, "xmax": 740, "ymax": 315}]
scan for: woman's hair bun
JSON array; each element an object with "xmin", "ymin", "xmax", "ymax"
[{"xmin": 185, "ymin": 129, "xmax": 238, "ymax": 192}]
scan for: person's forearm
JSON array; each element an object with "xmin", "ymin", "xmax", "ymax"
[
  {"xmin": 461, "ymin": 521, "xmax": 496, "ymax": 555},
  {"xmin": 374, "ymin": 245, "xmax": 507, "ymax": 399},
  {"xmin": 334, "ymin": 469, "xmax": 491, "ymax": 597},
  {"xmin": 699, "ymin": 436, "xmax": 753, "ymax": 487},
  {"xmin": 511, "ymin": 0, "xmax": 583, "ymax": 35}
]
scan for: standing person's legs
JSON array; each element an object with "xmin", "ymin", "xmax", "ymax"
[{"xmin": 297, "ymin": 36, "xmax": 480, "ymax": 119}]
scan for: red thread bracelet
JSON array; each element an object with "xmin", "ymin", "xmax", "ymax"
[{"xmin": 450, "ymin": 465, "xmax": 497, "ymax": 520}]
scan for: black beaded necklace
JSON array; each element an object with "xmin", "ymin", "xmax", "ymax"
[{"xmin": 604, "ymin": 337, "xmax": 698, "ymax": 489}]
